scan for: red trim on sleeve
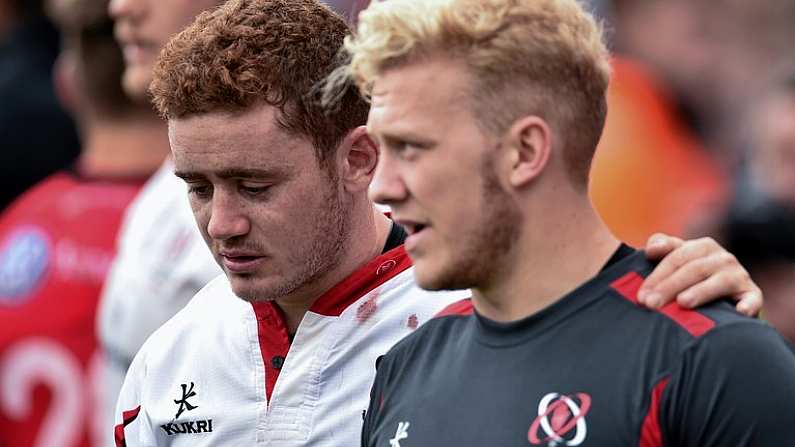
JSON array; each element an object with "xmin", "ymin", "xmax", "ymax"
[
  {"xmin": 611, "ymin": 272, "xmax": 649, "ymax": 306},
  {"xmin": 114, "ymin": 405, "xmax": 141, "ymax": 447},
  {"xmin": 251, "ymin": 301, "xmax": 292, "ymax": 402},
  {"xmin": 638, "ymin": 378, "xmax": 669, "ymax": 447},
  {"xmin": 434, "ymin": 298, "xmax": 474, "ymax": 317},
  {"xmin": 610, "ymin": 272, "xmax": 716, "ymax": 337},
  {"xmin": 310, "ymin": 245, "xmax": 413, "ymax": 317},
  {"xmin": 657, "ymin": 304, "xmax": 716, "ymax": 337}
]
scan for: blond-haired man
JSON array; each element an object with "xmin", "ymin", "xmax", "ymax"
[{"xmin": 345, "ymin": 0, "xmax": 795, "ymax": 445}]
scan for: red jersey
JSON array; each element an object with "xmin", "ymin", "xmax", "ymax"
[{"xmin": 0, "ymin": 170, "xmax": 143, "ymax": 447}]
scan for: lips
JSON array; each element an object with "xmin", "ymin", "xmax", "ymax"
[
  {"xmin": 219, "ymin": 251, "xmax": 266, "ymax": 274},
  {"xmin": 394, "ymin": 218, "xmax": 430, "ymax": 253},
  {"xmin": 399, "ymin": 222, "xmax": 426, "ymax": 235},
  {"xmin": 115, "ymin": 27, "xmax": 157, "ymax": 65}
]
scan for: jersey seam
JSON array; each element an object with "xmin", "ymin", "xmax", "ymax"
[{"xmin": 605, "ymin": 287, "xmax": 708, "ymax": 340}]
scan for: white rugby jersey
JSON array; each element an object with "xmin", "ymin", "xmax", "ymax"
[
  {"xmin": 114, "ymin": 246, "xmax": 468, "ymax": 446},
  {"xmin": 98, "ymin": 158, "xmax": 222, "ymax": 443}
]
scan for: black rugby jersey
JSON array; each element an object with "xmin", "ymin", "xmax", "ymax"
[{"xmin": 362, "ymin": 248, "xmax": 795, "ymax": 446}]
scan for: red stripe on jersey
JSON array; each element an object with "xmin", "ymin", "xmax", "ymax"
[
  {"xmin": 251, "ymin": 246, "xmax": 413, "ymax": 402},
  {"xmin": 310, "ymin": 245, "xmax": 413, "ymax": 317},
  {"xmin": 434, "ymin": 298, "xmax": 474, "ymax": 317},
  {"xmin": 114, "ymin": 405, "xmax": 141, "ymax": 447},
  {"xmin": 251, "ymin": 301, "xmax": 291, "ymax": 402},
  {"xmin": 611, "ymin": 271, "xmax": 645, "ymax": 305},
  {"xmin": 658, "ymin": 303, "xmax": 716, "ymax": 337},
  {"xmin": 610, "ymin": 272, "xmax": 716, "ymax": 337},
  {"xmin": 638, "ymin": 378, "xmax": 669, "ymax": 447}
]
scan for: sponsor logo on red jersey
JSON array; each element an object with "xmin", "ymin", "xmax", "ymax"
[{"xmin": 0, "ymin": 227, "xmax": 50, "ymax": 303}]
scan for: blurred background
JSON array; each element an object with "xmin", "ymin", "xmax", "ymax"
[
  {"xmin": 588, "ymin": 0, "xmax": 795, "ymax": 344},
  {"xmin": 0, "ymin": 0, "xmax": 793, "ymax": 445}
]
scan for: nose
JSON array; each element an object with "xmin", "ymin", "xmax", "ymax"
[
  {"xmin": 369, "ymin": 150, "xmax": 408, "ymax": 206},
  {"xmin": 109, "ymin": 0, "xmax": 142, "ymax": 20},
  {"xmin": 206, "ymin": 191, "xmax": 250, "ymax": 241}
]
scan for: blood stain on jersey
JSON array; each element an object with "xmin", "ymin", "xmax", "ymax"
[
  {"xmin": 0, "ymin": 226, "xmax": 51, "ymax": 303},
  {"xmin": 407, "ymin": 314, "xmax": 419, "ymax": 330},
  {"xmin": 356, "ymin": 291, "xmax": 379, "ymax": 324}
]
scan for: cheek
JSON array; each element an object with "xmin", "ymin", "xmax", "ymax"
[
  {"xmin": 411, "ymin": 152, "xmax": 483, "ymax": 206},
  {"xmin": 251, "ymin": 193, "xmax": 323, "ymax": 240},
  {"xmin": 435, "ymin": 183, "xmax": 482, "ymax": 227},
  {"xmin": 187, "ymin": 198, "xmax": 211, "ymax": 227}
]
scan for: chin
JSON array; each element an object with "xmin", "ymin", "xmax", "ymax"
[
  {"xmin": 227, "ymin": 274, "xmax": 299, "ymax": 303},
  {"xmin": 122, "ymin": 67, "xmax": 154, "ymax": 102},
  {"xmin": 413, "ymin": 264, "xmax": 466, "ymax": 292},
  {"xmin": 226, "ymin": 276, "xmax": 261, "ymax": 302}
]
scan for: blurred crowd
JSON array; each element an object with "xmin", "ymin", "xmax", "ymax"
[
  {"xmin": 592, "ymin": 0, "xmax": 795, "ymax": 343},
  {"xmin": 0, "ymin": 0, "xmax": 793, "ymax": 445}
]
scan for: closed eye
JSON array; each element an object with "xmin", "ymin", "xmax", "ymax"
[
  {"xmin": 239, "ymin": 183, "xmax": 271, "ymax": 197},
  {"xmin": 186, "ymin": 183, "xmax": 212, "ymax": 199}
]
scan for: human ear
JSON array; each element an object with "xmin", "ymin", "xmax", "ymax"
[
  {"xmin": 506, "ymin": 116, "xmax": 552, "ymax": 188},
  {"xmin": 339, "ymin": 126, "xmax": 379, "ymax": 193}
]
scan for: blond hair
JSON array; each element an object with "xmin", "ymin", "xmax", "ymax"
[{"xmin": 339, "ymin": 0, "xmax": 610, "ymax": 187}]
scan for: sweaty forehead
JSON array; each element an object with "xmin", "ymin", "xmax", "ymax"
[
  {"xmin": 170, "ymin": 105, "xmax": 292, "ymax": 147},
  {"xmin": 368, "ymin": 59, "xmax": 473, "ymax": 136},
  {"xmin": 168, "ymin": 106, "xmax": 316, "ymax": 173},
  {"xmin": 371, "ymin": 58, "xmax": 469, "ymax": 102}
]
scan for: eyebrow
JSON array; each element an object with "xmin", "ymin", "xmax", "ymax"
[
  {"xmin": 174, "ymin": 168, "xmax": 283, "ymax": 181},
  {"xmin": 380, "ymin": 131, "xmax": 437, "ymax": 149}
]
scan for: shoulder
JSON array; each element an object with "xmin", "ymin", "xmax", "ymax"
[
  {"xmin": 434, "ymin": 297, "xmax": 474, "ymax": 318},
  {"xmin": 180, "ymin": 274, "xmax": 241, "ymax": 313},
  {"xmin": 119, "ymin": 160, "xmax": 191, "ymax": 232},
  {"xmin": 164, "ymin": 274, "xmax": 242, "ymax": 328},
  {"xmin": 373, "ymin": 270, "xmax": 470, "ymax": 324},
  {"xmin": 682, "ymin": 315, "xmax": 795, "ymax": 367},
  {"xmin": 604, "ymin": 255, "xmax": 743, "ymax": 340},
  {"xmin": 112, "ymin": 160, "xmax": 220, "ymax": 282},
  {"xmin": 135, "ymin": 275, "xmax": 247, "ymax": 358},
  {"xmin": 662, "ymin": 311, "xmax": 795, "ymax": 407},
  {"xmin": 136, "ymin": 160, "xmax": 186, "ymax": 201},
  {"xmin": 658, "ymin": 317, "xmax": 795, "ymax": 445},
  {"xmin": 380, "ymin": 299, "xmax": 473, "ymax": 367},
  {"xmin": 0, "ymin": 173, "xmax": 71, "ymax": 216}
]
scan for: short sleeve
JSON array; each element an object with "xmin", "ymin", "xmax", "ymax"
[
  {"xmin": 661, "ymin": 322, "xmax": 795, "ymax": 446},
  {"xmin": 113, "ymin": 350, "xmax": 155, "ymax": 447}
]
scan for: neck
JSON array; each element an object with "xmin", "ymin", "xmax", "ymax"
[
  {"xmin": 276, "ymin": 199, "xmax": 393, "ymax": 333},
  {"xmin": 472, "ymin": 191, "xmax": 620, "ymax": 322},
  {"xmin": 77, "ymin": 118, "xmax": 170, "ymax": 178}
]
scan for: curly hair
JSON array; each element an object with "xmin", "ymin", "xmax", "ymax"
[
  {"xmin": 336, "ymin": 0, "xmax": 611, "ymax": 188},
  {"xmin": 150, "ymin": 0, "xmax": 369, "ymax": 161}
]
